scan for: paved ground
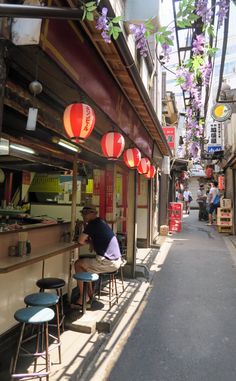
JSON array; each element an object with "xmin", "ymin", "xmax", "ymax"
[
  {"xmin": 86, "ymin": 210, "xmax": 236, "ymax": 381},
  {"xmin": 4, "ymin": 210, "xmax": 236, "ymax": 381}
]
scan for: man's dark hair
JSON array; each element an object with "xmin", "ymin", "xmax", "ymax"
[{"xmin": 213, "ymin": 181, "xmax": 218, "ymax": 187}]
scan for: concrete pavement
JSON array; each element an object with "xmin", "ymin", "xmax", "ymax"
[{"xmin": 5, "ymin": 210, "xmax": 236, "ymax": 381}]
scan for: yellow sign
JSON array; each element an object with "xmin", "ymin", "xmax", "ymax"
[
  {"xmin": 86, "ymin": 179, "xmax": 94, "ymax": 194},
  {"xmin": 211, "ymin": 103, "xmax": 232, "ymax": 122},
  {"xmin": 29, "ymin": 174, "xmax": 63, "ymax": 193}
]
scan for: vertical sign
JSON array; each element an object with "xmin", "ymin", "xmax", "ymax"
[{"xmin": 162, "ymin": 127, "xmax": 176, "ymax": 149}]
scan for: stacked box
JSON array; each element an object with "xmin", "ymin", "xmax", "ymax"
[
  {"xmin": 169, "ymin": 203, "xmax": 183, "ymax": 232},
  {"xmin": 217, "ymin": 225, "xmax": 232, "ymax": 234},
  {"xmin": 169, "ymin": 219, "xmax": 182, "ymax": 232},
  {"xmin": 220, "ymin": 199, "xmax": 232, "ymax": 208},
  {"xmin": 217, "ymin": 207, "xmax": 232, "ymax": 227}
]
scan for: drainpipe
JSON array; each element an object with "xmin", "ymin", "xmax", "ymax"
[
  {"xmin": 0, "ymin": 40, "xmax": 7, "ymax": 133},
  {"xmin": 0, "ymin": 4, "xmax": 83, "ymax": 19}
]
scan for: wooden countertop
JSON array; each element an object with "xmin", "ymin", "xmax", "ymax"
[{"xmin": 0, "ymin": 242, "xmax": 78, "ymax": 273}]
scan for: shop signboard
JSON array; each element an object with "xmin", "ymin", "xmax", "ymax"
[
  {"xmin": 162, "ymin": 127, "xmax": 175, "ymax": 149},
  {"xmin": 208, "ymin": 122, "xmax": 222, "ymax": 146},
  {"xmin": 207, "ymin": 145, "xmax": 223, "ymax": 153}
]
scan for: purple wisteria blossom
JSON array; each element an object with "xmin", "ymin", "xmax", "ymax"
[
  {"xmin": 189, "ymin": 142, "xmax": 200, "ymax": 158},
  {"xmin": 96, "ymin": 7, "xmax": 111, "ymax": 43},
  {"xmin": 192, "ymin": 34, "xmax": 205, "ymax": 55},
  {"xmin": 202, "ymin": 62, "xmax": 212, "ymax": 86},
  {"xmin": 191, "ymin": 86, "xmax": 202, "ymax": 110},
  {"xmin": 196, "ymin": 0, "xmax": 213, "ymax": 24},
  {"xmin": 216, "ymin": 0, "xmax": 229, "ymax": 28},
  {"xmin": 161, "ymin": 43, "xmax": 172, "ymax": 62},
  {"xmin": 176, "ymin": 68, "xmax": 194, "ymax": 91},
  {"xmin": 129, "ymin": 24, "xmax": 148, "ymax": 57}
]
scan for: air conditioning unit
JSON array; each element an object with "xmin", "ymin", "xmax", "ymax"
[{"xmin": 125, "ymin": 0, "xmax": 160, "ymax": 29}]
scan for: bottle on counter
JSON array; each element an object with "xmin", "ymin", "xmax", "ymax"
[{"xmin": 26, "ymin": 240, "xmax": 31, "ymax": 255}]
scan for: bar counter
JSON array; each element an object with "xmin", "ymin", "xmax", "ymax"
[
  {"xmin": 0, "ymin": 241, "xmax": 78, "ymax": 273},
  {"xmin": 0, "ymin": 221, "xmax": 76, "ymax": 335}
]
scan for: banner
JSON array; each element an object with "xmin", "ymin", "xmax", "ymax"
[{"xmin": 162, "ymin": 127, "xmax": 175, "ymax": 149}]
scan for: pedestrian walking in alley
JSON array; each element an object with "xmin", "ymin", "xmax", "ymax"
[
  {"xmin": 196, "ymin": 183, "xmax": 208, "ymax": 221},
  {"xmin": 207, "ymin": 181, "xmax": 220, "ymax": 225},
  {"xmin": 183, "ymin": 187, "xmax": 192, "ymax": 214}
]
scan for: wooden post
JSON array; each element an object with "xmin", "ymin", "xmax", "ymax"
[
  {"xmin": 0, "ymin": 39, "xmax": 7, "ymax": 133},
  {"xmin": 67, "ymin": 154, "xmax": 78, "ymax": 302}
]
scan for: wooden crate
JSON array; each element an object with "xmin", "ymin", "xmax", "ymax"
[
  {"xmin": 217, "ymin": 225, "xmax": 233, "ymax": 234},
  {"xmin": 217, "ymin": 217, "xmax": 232, "ymax": 226},
  {"xmin": 217, "ymin": 208, "xmax": 232, "ymax": 218}
]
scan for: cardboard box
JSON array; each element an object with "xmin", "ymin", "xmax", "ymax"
[
  {"xmin": 220, "ymin": 198, "xmax": 232, "ymax": 209},
  {"xmin": 160, "ymin": 225, "xmax": 169, "ymax": 236}
]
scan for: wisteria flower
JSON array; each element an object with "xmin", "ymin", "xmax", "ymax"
[
  {"xmin": 96, "ymin": 7, "xmax": 111, "ymax": 43},
  {"xmin": 192, "ymin": 34, "xmax": 205, "ymax": 55},
  {"xmin": 129, "ymin": 24, "xmax": 148, "ymax": 57},
  {"xmin": 216, "ymin": 0, "xmax": 229, "ymax": 28},
  {"xmin": 202, "ymin": 62, "xmax": 212, "ymax": 86},
  {"xmin": 196, "ymin": 0, "xmax": 213, "ymax": 24}
]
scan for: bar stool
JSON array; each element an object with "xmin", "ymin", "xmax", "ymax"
[
  {"xmin": 36, "ymin": 277, "xmax": 65, "ymax": 331},
  {"xmin": 24, "ymin": 292, "xmax": 61, "ymax": 364},
  {"xmin": 98, "ymin": 270, "xmax": 119, "ymax": 309},
  {"xmin": 11, "ymin": 306, "xmax": 54, "ymax": 381},
  {"xmin": 73, "ymin": 272, "xmax": 99, "ymax": 315}
]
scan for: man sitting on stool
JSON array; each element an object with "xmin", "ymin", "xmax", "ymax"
[{"xmin": 74, "ymin": 206, "xmax": 121, "ymax": 307}]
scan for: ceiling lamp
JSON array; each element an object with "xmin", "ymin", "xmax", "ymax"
[
  {"xmin": 10, "ymin": 144, "xmax": 35, "ymax": 155},
  {"xmin": 123, "ymin": 148, "xmax": 141, "ymax": 168},
  {"xmin": 137, "ymin": 158, "xmax": 150, "ymax": 175},
  {"xmin": 101, "ymin": 131, "xmax": 125, "ymax": 160},
  {"xmin": 144, "ymin": 165, "xmax": 156, "ymax": 179},
  {"xmin": 63, "ymin": 103, "xmax": 95, "ymax": 143}
]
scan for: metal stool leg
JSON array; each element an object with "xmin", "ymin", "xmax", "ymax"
[{"xmin": 82, "ymin": 282, "xmax": 88, "ymax": 315}]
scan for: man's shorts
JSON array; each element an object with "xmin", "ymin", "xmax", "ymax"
[
  {"xmin": 209, "ymin": 203, "xmax": 218, "ymax": 214},
  {"xmin": 80, "ymin": 255, "xmax": 122, "ymax": 273}
]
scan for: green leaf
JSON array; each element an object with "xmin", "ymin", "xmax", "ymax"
[
  {"xmin": 113, "ymin": 26, "xmax": 122, "ymax": 32},
  {"xmin": 86, "ymin": 11, "xmax": 94, "ymax": 21},
  {"xmin": 112, "ymin": 16, "xmax": 122, "ymax": 23},
  {"xmin": 112, "ymin": 30, "xmax": 120, "ymax": 40},
  {"xmin": 87, "ymin": 5, "xmax": 97, "ymax": 12}
]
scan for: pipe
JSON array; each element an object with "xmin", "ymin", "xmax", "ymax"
[{"xmin": 0, "ymin": 4, "xmax": 83, "ymax": 19}]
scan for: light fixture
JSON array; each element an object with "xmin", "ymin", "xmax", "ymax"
[
  {"xmin": 52, "ymin": 137, "xmax": 80, "ymax": 152},
  {"xmin": 10, "ymin": 144, "xmax": 35, "ymax": 155}
]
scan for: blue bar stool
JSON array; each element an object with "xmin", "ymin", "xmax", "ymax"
[
  {"xmin": 11, "ymin": 306, "xmax": 54, "ymax": 381},
  {"xmin": 73, "ymin": 272, "xmax": 99, "ymax": 315},
  {"xmin": 24, "ymin": 292, "xmax": 62, "ymax": 364},
  {"xmin": 36, "ymin": 277, "xmax": 65, "ymax": 331}
]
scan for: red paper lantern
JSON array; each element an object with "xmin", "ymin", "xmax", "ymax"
[
  {"xmin": 144, "ymin": 165, "xmax": 156, "ymax": 179},
  {"xmin": 123, "ymin": 148, "xmax": 141, "ymax": 168},
  {"xmin": 101, "ymin": 132, "xmax": 125, "ymax": 160},
  {"xmin": 137, "ymin": 158, "xmax": 150, "ymax": 174},
  {"xmin": 63, "ymin": 103, "xmax": 95, "ymax": 142}
]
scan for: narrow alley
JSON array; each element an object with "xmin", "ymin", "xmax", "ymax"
[{"xmin": 88, "ymin": 210, "xmax": 236, "ymax": 381}]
